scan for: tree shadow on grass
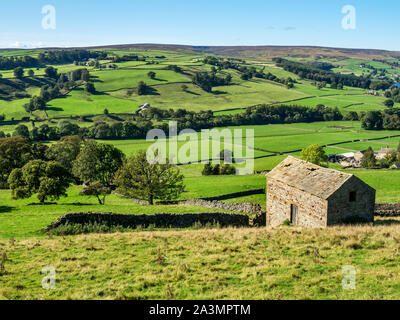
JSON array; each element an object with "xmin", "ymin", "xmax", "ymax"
[
  {"xmin": 51, "ymin": 94, "xmax": 69, "ymax": 100},
  {"xmin": 90, "ymin": 75, "xmax": 104, "ymax": 83},
  {"xmin": 143, "ymin": 87, "xmax": 160, "ymax": 96},
  {"xmin": 46, "ymin": 106, "xmax": 64, "ymax": 112},
  {"xmin": 374, "ymin": 219, "xmax": 400, "ymax": 226},
  {"xmin": 185, "ymin": 90, "xmax": 200, "ymax": 96},
  {"xmin": 27, "ymin": 202, "xmax": 57, "ymax": 206},
  {"xmin": 0, "ymin": 206, "xmax": 15, "ymax": 213},
  {"xmin": 93, "ymin": 91, "xmax": 109, "ymax": 96},
  {"xmin": 212, "ymin": 90, "xmax": 228, "ymax": 95},
  {"xmin": 22, "ymin": 77, "xmax": 54, "ymax": 87},
  {"xmin": 60, "ymin": 202, "xmax": 93, "ymax": 206}
]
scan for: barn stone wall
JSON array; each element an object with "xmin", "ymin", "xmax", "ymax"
[
  {"xmin": 266, "ymin": 179, "xmax": 327, "ymax": 228},
  {"xmin": 327, "ymin": 176, "xmax": 375, "ymax": 225}
]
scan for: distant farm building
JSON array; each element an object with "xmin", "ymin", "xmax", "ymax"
[
  {"xmin": 266, "ymin": 156, "xmax": 376, "ymax": 228},
  {"xmin": 329, "ymin": 147, "xmax": 398, "ymax": 168},
  {"xmin": 329, "ymin": 152, "xmax": 356, "ymax": 167},
  {"xmin": 138, "ymin": 103, "xmax": 151, "ymax": 111},
  {"xmin": 355, "ymin": 147, "xmax": 396, "ymax": 161},
  {"xmin": 390, "ymin": 163, "xmax": 400, "ymax": 170},
  {"xmin": 375, "ymin": 147, "xmax": 396, "ymax": 160}
]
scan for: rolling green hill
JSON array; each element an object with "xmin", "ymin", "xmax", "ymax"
[
  {"xmin": 1, "ymin": 45, "xmax": 400, "ymax": 300},
  {"xmin": 1, "ymin": 46, "xmax": 398, "ymax": 121}
]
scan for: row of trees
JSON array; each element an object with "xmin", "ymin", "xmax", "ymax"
[
  {"xmin": 111, "ymin": 55, "xmax": 146, "ymax": 63},
  {"xmin": 254, "ymin": 70, "xmax": 296, "ymax": 88},
  {"xmin": 9, "ymin": 119, "xmax": 153, "ymax": 141},
  {"xmin": 23, "ymin": 68, "xmax": 92, "ymax": 114},
  {"xmin": 1, "ymin": 136, "xmax": 184, "ymax": 205},
  {"xmin": 164, "ymin": 65, "xmax": 184, "ymax": 74},
  {"xmin": 11, "ymin": 66, "xmax": 53, "ymax": 79},
  {"xmin": 273, "ymin": 58, "xmax": 392, "ymax": 90},
  {"xmin": 202, "ymin": 150, "xmax": 237, "ymax": 175},
  {"xmin": 383, "ymin": 86, "xmax": 400, "ymax": 108},
  {"xmin": 203, "ymin": 56, "xmax": 245, "ymax": 71},
  {"xmin": 307, "ymin": 61, "xmax": 335, "ymax": 71},
  {"xmin": 361, "ymin": 109, "xmax": 400, "ymax": 130},
  {"xmin": 192, "ymin": 71, "xmax": 232, "ymax": 92},
  {"xmin": 0, "ymin": 50, "xmax": 106, "ymax": 70},
  {"xmin": 6, "ymin": 104, "xmax": 345, "ymax": 142},
  {"xmin": 203, "ymin": 56, "xmax": 295, "ymax": 87},
  {"xmin": 202, "ymin": 163, "xmax": 236, "ymax": 176}
]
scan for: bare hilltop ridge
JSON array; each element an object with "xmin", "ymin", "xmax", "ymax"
[
  {"xmin": 91, "ymin": 44, "xmax": 400, "ymax": 59},
  {"xmin": 2, "ymin": 43, "xmax": 400, "ymax": 60},
  {"xmin": 1, "ymin": 41, "xmax": 400, "ymax": 300}
]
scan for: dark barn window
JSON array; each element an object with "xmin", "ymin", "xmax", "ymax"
[
  {"xmin": 349, "ymin": 191, "xmax": 357, "ymax": 202},
  {"xmin": 290, "ymin": 204, "xmax": 299, "ymax": 225}
]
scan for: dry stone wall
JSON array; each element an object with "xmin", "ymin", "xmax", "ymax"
[
  {"xmin": 182, "ymin": 199, "xmax": 262, "ymax": 214},
  {"xmin": 45, "ymin": 212, "xmax": 250, "ymax": 231},
  {"xmin": 375, "ymin": 203, "xmax": 400, "ymax": 217}
]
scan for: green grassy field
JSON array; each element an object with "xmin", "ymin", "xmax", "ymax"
[
  {"xmin": 291, "ymin": 94, "xmax": 399, "ymax": 112},
  {"xmin": 0, "ymin": 167, "xmax": 398, "ymax": 241},
  {"xmin": 1, "ymin": 47, "xmax": 400, "ymax": 300},
  {"xmin": 289, "ymin": 56, "xmax": 400, "ymax": 80},
  {"xmin": 97, "ymin": 121, "xmax": 400, "ymax": 163},
  {"xmin": 0, "ymin": 48, "xmax": 395, "ymax": 120},
  {"xmin": 2, "ymin": 118, "xmax": 399, "ymax": 170},
  {"xmin": 0, "ymin": 172, "xmax": 265, "ymax": 240},
  {"xmin": 2, "ymin": 224, "xmax": 400, "ymax": 299},
  {"xmin": 0, "ymin": 184, "xmax": 244, "ymax": 240}
]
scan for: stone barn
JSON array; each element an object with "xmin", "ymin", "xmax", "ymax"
[{"xmin": 266, "ymin": 156, "xmax": 376, "ymax": 228}]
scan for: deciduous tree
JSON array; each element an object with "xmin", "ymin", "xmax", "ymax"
[
  {"xmin": 361, "ymin": 147, "xmax": 377, "ymax": 168},
  {"xmin": 300, "ymin": 144, "xmax": 328, "ymax": 166},
  {"xmin": 8, "ymin": 160, "xmax": 72, "ymax": 203},
  {"xmin": 46, "ymin": 135, "xmax": 82, "ymax": 172},
  {"xmin": 115, "ymin": 151, "xmax": 185, "ymax": 205},
  {"xmin": 85, "ymin": 82, "xmax": 96, "ymax": 94},
  {"xmin": 0, "ymin": 136, "xmax": 47, "ymax": 188},
  {"xmin": 44, "ymin": 66, "xmax": 58, "ymax": 79},
  {"xmin": 80, "ymin": 181, "xmax": 110, "ymax": 205},
  {"xmin": 384, "ymin": 99, "xmax": 395, "ymax": 108},
  {"xmin": 13, "ymin": 67, "xmax": 24, "ymax": 79},
  {"xmin": 147, "ymin": 71, "xmax": 156, "ymax": 79},
  {"xmin": 72, "ymin": 140, "xmax": 124, "ymax": 187},
  {"xmin": 13, "ymin": 125, "xmax": 30, "ymax": 139}
]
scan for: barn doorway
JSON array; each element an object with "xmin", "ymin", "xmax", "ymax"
[{"xmin": 290, "ymin": 204, "xmax": 299, "ymax": 225}]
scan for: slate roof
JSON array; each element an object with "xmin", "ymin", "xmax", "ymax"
[{"xmin": 267, "ymin": 156, "xmax": 354, "ymax": 200}]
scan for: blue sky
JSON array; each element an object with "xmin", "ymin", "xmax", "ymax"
[{"xmin": 1, "ymin": 0, "xmax": 399, "ymax": 50}]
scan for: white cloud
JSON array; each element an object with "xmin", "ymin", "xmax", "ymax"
[{"xmin": 9, "ymin": 41, "xmax": 47, "ymax": 49}]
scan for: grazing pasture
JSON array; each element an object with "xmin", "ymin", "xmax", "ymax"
[
  {"xmin": 2, "ymin": 225, "xmax": 400, "ymax": 299},
  {"xmin": 0, "ymin": 48, "xmax": 394, "ymax": 120},
  {"xmin": 0, "ymin": 47, "xmax": 400, "ymax": 300}
]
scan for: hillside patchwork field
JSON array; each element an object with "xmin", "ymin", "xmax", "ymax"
[
  {"xmin": 2, "ymin": 47, "xmax": 400, "ymax": 121},
  {"xmin": 0, "ymin": 45, "xmax": 400, "ymax": 300}
]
